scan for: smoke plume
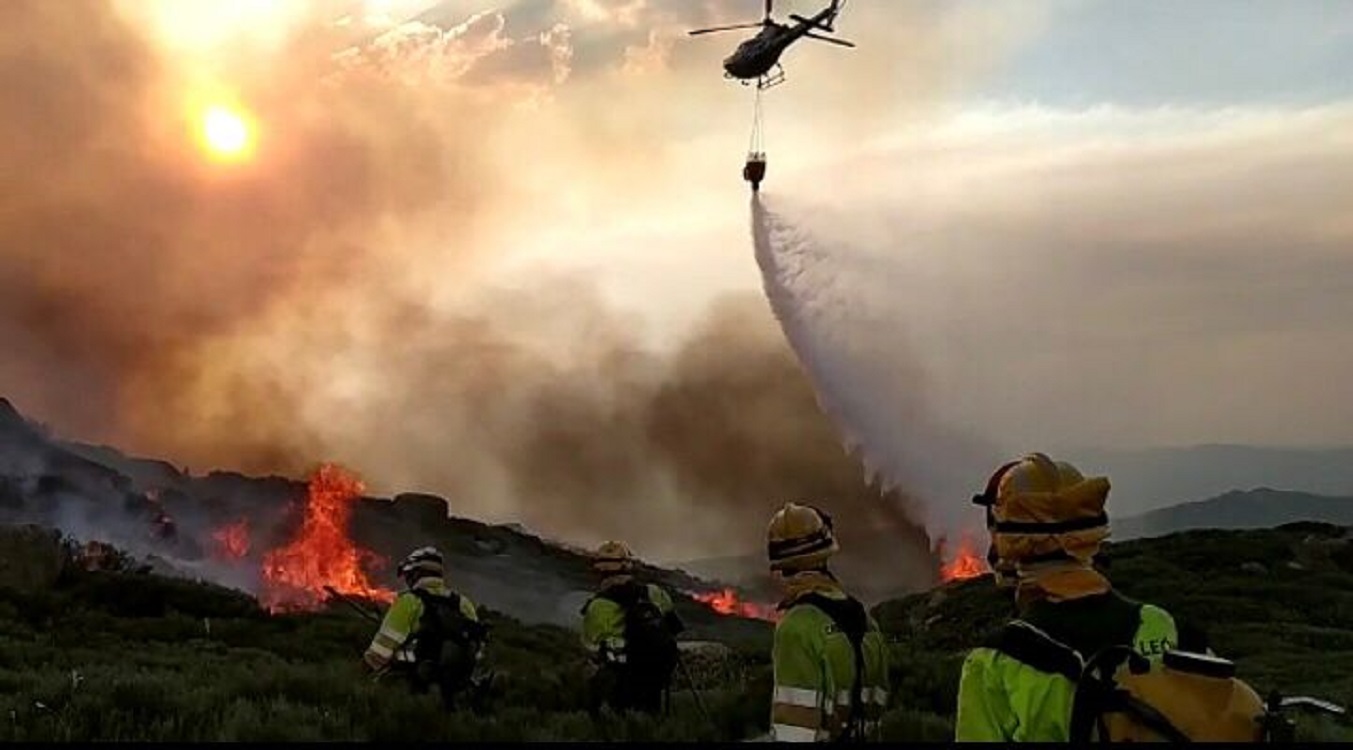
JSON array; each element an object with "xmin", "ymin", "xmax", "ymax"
[{"xmin": 0, "ymin": 1, "xmax": 940, "ymax": 595}]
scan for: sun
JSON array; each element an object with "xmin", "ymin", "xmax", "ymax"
[{"xmin": 199, "ymin": 104, "xmax": 255, "ymax": 161}]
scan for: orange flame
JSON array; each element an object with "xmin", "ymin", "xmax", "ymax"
[
  {"xmin": 211, "ymin": 518, "xmax": 251, "ymax": 561},
  {"xmin": 939, "ymin": 532, "xmax": 988, "ymax": 583},
  {"xmin": 691, "ymin": 588, "xmax": 782, "ymax": 622},
  {"xmin": 259, "ymin": 464, "xmax": 394, "ymax": 612}
]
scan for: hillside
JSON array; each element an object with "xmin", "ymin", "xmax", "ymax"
[
  {"xmin": 0, "ymin": 525, "xmax": 769, "ymax": 742},
  {"xmin": 1, "ymin": 521, "xmax": 1351, "ymax": 740},
  {"xmin": 1114, "ymin": 488, "xmax": 1353, "ymax": 540},
  {"xmin": 0, "ymin": 398, "xmax": 771, "ymax": 643},
  {"xmin": 874, "ymin": 522, "xmax": 1353, "ymax": 741}
]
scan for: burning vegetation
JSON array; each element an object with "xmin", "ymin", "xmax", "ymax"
[
  {"xmin": 211, "ymin": 518, "xmax": 251, "ymax": 561},
  {"xmin": 691, "ymin": 588, "xmax": 782, "ymax": 622},
  {"xmin": 258, "ymin": 464, "xmax": 395, "ymax": 612},
  {"xmin": 938, "ymin": 533, "xmax": 988, "ymax": 583}
]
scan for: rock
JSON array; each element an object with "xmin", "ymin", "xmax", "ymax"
[
  {"xmin": 1240, "ymin": 562, "xmax": 1268, "ymax": 575},
  {"xmin": 678, "ymin": 640, "xmax": 735, "ymax": 658},
  {"xmin": 474, "ymin": 536, "xmax": 507, "ymax": 555},
  {"xmin": 392, "ymin": 493, "xmax": 450, "ymax": 523},
  {"xmin": 676, "ymin": 640, "xmax": 740, "ymax": 685},
  {"xmin": 1285, "ymin": 561, "xmax": 1306, "ymax": 571}
]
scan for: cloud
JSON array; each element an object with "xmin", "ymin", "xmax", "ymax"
[
  {"xmin": 767, "ymin": 103, "xmax": 1353, "ymax": 476},
  {"xmin": 0, "ymin": 0, "xmax": 503, "ymax": 455},
  {"xmin": 334, "ymin": 10, "xmax": 573, "ymax": 99}
]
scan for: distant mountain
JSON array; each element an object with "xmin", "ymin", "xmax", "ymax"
[
  {"xmin": 1076, "ymin": 444, "xmax": 1353, "ymax": 516},
  {"xmin": 1113, "ymin": 488, "xmax": 1353, "ymax": 540}
]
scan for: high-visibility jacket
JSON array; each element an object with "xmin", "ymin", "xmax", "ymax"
[
  {"xmin": 363, "ymin": 577, "xmax": 480, "ymax": 672},
  {"xmin": 955, "ymin": 591, "xmax": 1178, "ymax": 742},
  {"xmin": 771, "ymin": 587, "xmax": 891, "ymax": 742},
  {"xmin": 580, "ymin": 578, "xmax": 675, "ymax": 662}
]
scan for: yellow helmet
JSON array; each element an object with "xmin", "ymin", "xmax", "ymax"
[
  {"xmin": 766, "ymin": 502, "xmax": 839, "ymax": 572},
  {"xmin": 973, "ymin": 452, "xmax": 1110, "ymax": 579},
  {"xmin": 592, "ymin": 540, "xmax": 635, "ymax": 574}
]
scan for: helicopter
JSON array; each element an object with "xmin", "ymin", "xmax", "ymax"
[{"xmin": 688, "ymin": 0, "xmax": 854, "ymax": 90}]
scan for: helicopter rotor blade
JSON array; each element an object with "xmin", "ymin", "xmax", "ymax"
[
  {"xmin": 803, "ymin": 31, "xmax": 855, "ymax": 48},
  {"xmin": 689, "ymin": 22, "xmax": 765, "ymax": 36}
]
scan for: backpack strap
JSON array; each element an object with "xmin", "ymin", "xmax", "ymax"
[
  {"xmin": 1069, "ymin": 646, "xmax": 1192, "ymax": 743},
  {"xmin": 985, "ymin": 620, "xmax": 1084, "ymax": 682},
  {"xmin": 412, "ymin": 589, "xmax": 484, "ymax": 644},
  {"xmin": 797, "ymin": 593, "xmax": 870, "ymax": 742},
  {"xmin": 412, "ymin": 588, "xmax": 461, "ymax": 610},
  {"xmin": 592, "ymin": 579, "xmax": 644, "ymax": 609}
]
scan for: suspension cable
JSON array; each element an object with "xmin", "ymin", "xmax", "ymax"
[{"xmin": 748, "ymin": 87, "xmax": 765, "ymax": 156}]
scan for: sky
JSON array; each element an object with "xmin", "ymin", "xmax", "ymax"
[{"xmin": 3, "ymin": 0, "xmax": 1352, "ymax": 554}]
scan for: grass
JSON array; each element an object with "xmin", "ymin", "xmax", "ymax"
[{"xmin": 1, "ymin": 523, "xmax": 1351, "ymax": 740}]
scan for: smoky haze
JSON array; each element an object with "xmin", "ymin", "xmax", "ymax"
[
  {"xmin": 0, "ymin": 0, "xmax": 488, "ymax": 454},
  {"xmin": 0, "ymin": 1, "xmax": 939, "ymax": 594}
]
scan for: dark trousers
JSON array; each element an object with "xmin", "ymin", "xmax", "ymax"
[
  {"xmin": 589, "ymin": 663, "xmax": 668, "ymax": 716},
  {"xmin": 393, "ymin": 661, "xmax": 470, "ymax": 711}
]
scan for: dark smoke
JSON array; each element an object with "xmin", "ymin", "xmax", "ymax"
[
  {"xmin": 0, "ymin": 1, "xmax": 939, "ymax": 597},
  {"xmin": 160, "ymin": 278, "xmax": 939, "ymax": 596},
  {"xmin": 0, "ymin": 0, "xmax": 486, "ymax": 449}
]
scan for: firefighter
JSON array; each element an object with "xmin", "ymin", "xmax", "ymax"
[
  {"xmin": 580, "ymin": 540, "xmax": 684, "ymax": 716},
  {"xmin": 767, "ymin": 503, "xmax": 891, "ymax": 742},
  {"xmin": 363, "ymin": 546, "xmax": 487, "ymax": 711},
  {"xmin": 955, "ymin": 453, "xmax": 1181, "ymax": 741}
]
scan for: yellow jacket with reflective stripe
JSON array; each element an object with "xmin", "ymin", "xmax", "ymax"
[
  {"xmin": 771, "ymin": 587, "xmax": 891, "ymax": 742},
  {"xmin": 580, "ymin": 579, "xmax": 675, "ymax": 659},
  {"xmin": 363, "ymin": 577, "xmax": 480, "ymax": 671},
  {"xmin": 955, "ymin": 601, "xmax": 1177, "ymax": 742}
]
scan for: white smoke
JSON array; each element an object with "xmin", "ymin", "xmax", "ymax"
[{"xmin": 750, "ymin": 194, "xmax": 998, "ymax": 534}]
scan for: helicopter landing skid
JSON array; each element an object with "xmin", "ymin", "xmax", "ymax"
[
  {"xmin": 756, "ymin": 65, "xmax": 786, "ymax": 90},
  {"xmin": 729, "ymin": 65, "xmax": 787, "ymax": 91}
]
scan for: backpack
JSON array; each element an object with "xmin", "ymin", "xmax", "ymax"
[
  {"xmin": 410, "ymin": 589, "xmax": 488, "ymax": 686},
  {"xmin": 594, "ymin": 581, "xmax": 679, "ymax": 676},
  {"xmin": 797, "ymin": 593, "xmax": 872, "ymax": 743},
  {"xmin": 991, "ymin": 619, "xmax": 1268, "ymax": 742}
]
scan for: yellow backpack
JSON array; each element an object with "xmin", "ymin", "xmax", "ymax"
[
  {"xmin": 1071, "ymin": 646, "xmax": 1347, "ymax": 743},
  {"xmin": 993, "ymin": 620, "xmax": 1347, "ymax": 742}
]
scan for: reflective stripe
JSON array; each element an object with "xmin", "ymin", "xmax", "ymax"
[
  {"xmin": 363, "ymin": 651, "xmax": 388, "ymax": 670},
  {"xmin": 772, "ymin": 703, "xmax": 820, "ymax": 730},
  {"xmin": 367, "ymin": 641, "xmax": 394, "ymax": 658},
  {"xmin": 831, "ymin": 687, "xmax": 888, "ymax": 708},
  {"xmin": 772, "ymin": 724, "xmax": 818, "ymax": 743},
  {"xmin": 373, "ymin": 633, "xmax": 402, "ymax": 651},
  {"xmin": 774, "ymin": 685, "xmax": 821, "ymax": 708},
  {"xmin": 378, "ymin": 625, "xmax": 406, "ymax": 642}
]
